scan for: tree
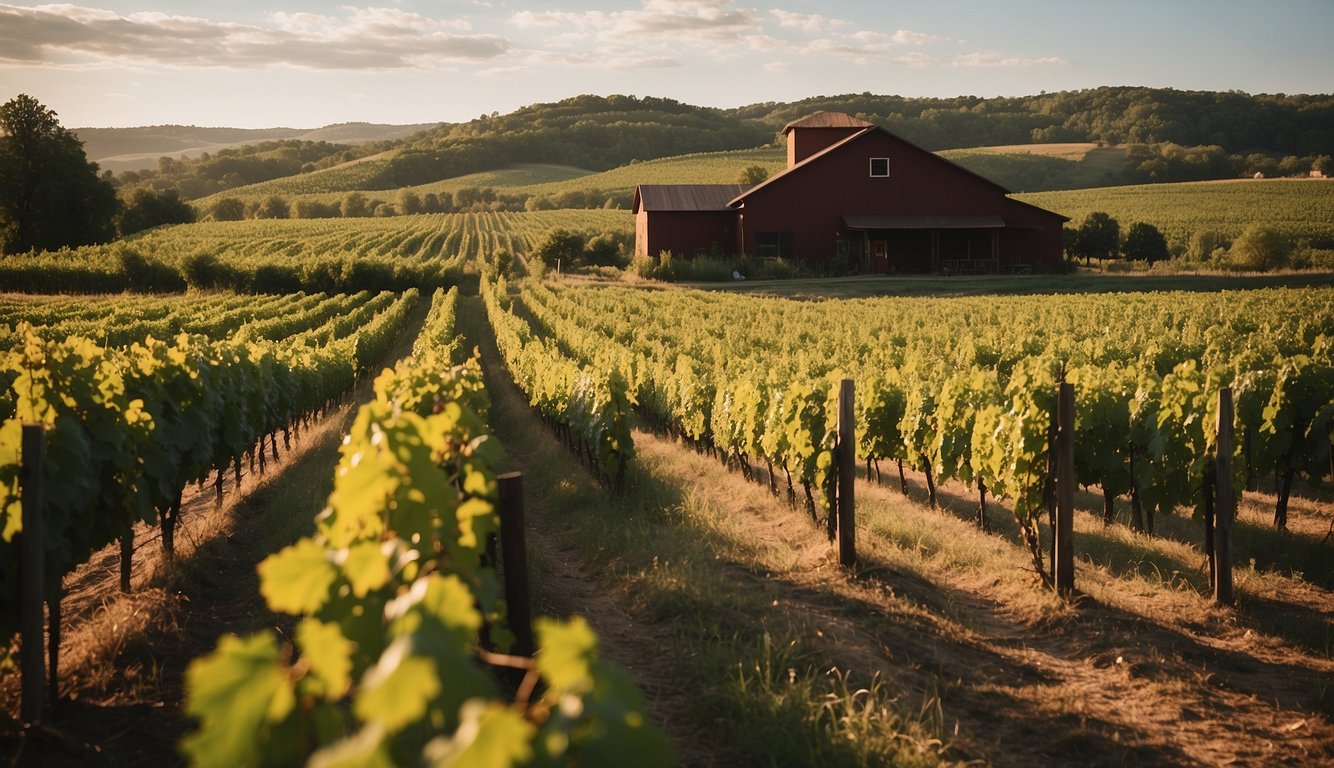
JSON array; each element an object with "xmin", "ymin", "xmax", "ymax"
[
  {"xmin": 1062, "ymin": 226, "xmax": 1084, "ymax": 264},
  {"xmin": 0, "ymin": 94, "xmax": 118, "ymax": 254},
  {"xmin": 738, "ymin": 165, "xmax": 770, "ymax": 185},
  {"xmin": 118, "ymin": 187, "xmax": 196, "ymax": 236},
  {"xmin": 209, "ymin": 197, "xmax": 245, "ymax": 221},
  {"xmin": 1228, "ymin": 224, "xmax": 1289, "ymax": 271},
  {"xmin": 256, "ymin": 195, "xmax": 290, "ymax": 219},
  {"xmin": 1077, "ymin": 211, "xmax": 1119, "ymax": 263},
  {"xmin": 1122, "ymin": 222, "xmax": 1169, "ymax": 263},
  {"xmin": 397, "ymin": 189, "xmax": 423, "ymax": 215},
  {"xmin": 533, "ymin": 228, "xmax": 585, "ymax": 268},
  {"xmin": 341, "ymin": 192, "xmax": 370, "ymax": 218}
]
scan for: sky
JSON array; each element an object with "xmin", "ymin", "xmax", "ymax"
[{"xmin": 0, "ymin": 0, "xmax": 1331, "ymax": 129}]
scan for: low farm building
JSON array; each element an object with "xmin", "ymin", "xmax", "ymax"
[{"xmin": 633, "ymin": 112, "xmax": 1068, "ymax": 273}]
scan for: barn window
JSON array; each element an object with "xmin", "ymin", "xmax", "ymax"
[
  {"xmin": 869, "ymin": 157, "xmax": 890, "ymax": 177},
  {"xmin": 756, "ymin": 231, "xmax": 793, "ymax": 259}
]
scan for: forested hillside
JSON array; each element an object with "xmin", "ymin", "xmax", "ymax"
[
  {"xmin": 734, "ymin": 87, "xmax": 1334, "ymax": 154},
  {"xmin": 103, "ymin": 88, "xmax": 1333, "ymax": 204}
]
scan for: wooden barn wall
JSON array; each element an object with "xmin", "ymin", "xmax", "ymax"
[
  {"xmin": 788, "ymin": 127, "xmax": 865, "ymax": 167},
  {"xmin": 641, "ymin": 210, "xmax": 739, "ymax": 258},
  {"xmin": 740, "ymin": 130, "xmax": 1065, "ymax": 272}
]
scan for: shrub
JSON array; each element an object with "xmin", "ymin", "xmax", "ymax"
[
  {"xmin": 1186, "ymin": 230, "xmax": 1229, "ymax": 262},
  {"xmin": 118, "ymin": 247, "xmax": 186, "ymax": 292},
  {"xmin": 252, "ymin": 264, "xmax": 302, "ymax": 293},
  {"xmin": 1228, "ymin": 225, "xmax": 1290, "ymax": 271},
  {"xmin": 182, "ymin": 251, "xmax": 239, "ymax": 290},
  {"xmin": 534, "ymin": 228, "xmax": 585, "ymax": 268},
  {"xmin": 209, "ymin": 197, "xmax": 245, "ymax": 221},
  {"xmin": 1122, "ymin": 222, "xmax": 1169, "ymax": 263}
]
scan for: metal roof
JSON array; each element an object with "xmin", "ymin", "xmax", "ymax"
[
  {"xmin": 843, "ymin": 214, "xmax": 1007, "ymax": 230},
  {"xmin": 782, "ymin": 112, "xmax": 876, "ymax": 134},
  {"xmin": 635, "ymin": 184, "xmax": 749, "ymax": 212}
]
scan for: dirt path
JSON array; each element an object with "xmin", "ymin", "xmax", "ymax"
[
  {"xmin": 0, "ymin": 301, "xmax": 429, "ymax": 767},
  {"xmin": 628, "ymin": 433, "xmax": 1334, "ymax": 766},
  {"xmin": 456, "ymin": 297, "xmax": 713, "ymax": 764}
]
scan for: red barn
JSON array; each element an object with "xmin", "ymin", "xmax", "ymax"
[{"xmin": 633, "ymin": 112, "xmax": 1068, "ymax": 273}]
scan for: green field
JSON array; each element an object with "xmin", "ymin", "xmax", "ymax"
[{"xmin": 1019, "ymin": 178, "xmax": 1334, "ymax": 246}]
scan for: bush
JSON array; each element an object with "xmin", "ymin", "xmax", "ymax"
[
  {"xmin": 1122, "ymin": 222, "xmax": 1169, "ymax": 263},
  {"xmin": 209, "ymin": 197, "xmax": 245, "ymax": 221},
  {"xmin": 1227, "ymin": 225, "xmax": 1290, "ymax": 271},
  {"xmin": 182, "ymin": 251, "xmax": 239, "ymax": 290},
  {"xmin": 118, "ymin": 247, "xmax": 186, "ymax": 292},
  {"xmin": 534, "ymin": 228, "xmax": 585, "ymax": 268},
  {"xmin": 633, "ymin": 250, "xmax": 800, "ymax": 282},
  {"xmin": 252, "ymin": 264, "xmax": 302, "ymax": 293},
  {"xmin": 1186, "ymin": 230, "xmax": 1229, "ymax": 262},
  {"xmin": 118, "ymin": 188, "xmax": 196, "ymax": 236}
]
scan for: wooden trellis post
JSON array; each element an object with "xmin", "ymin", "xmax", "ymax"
[
  {"xmin": 1214, "ymin": 388, "xmax": 1235, "ymax": 606},
  {"xmin": 837, "ymin": 379, "xmax": 857, "ymax": 568},
  {"xmin": 1054, "ymin": 383, "xmax": 1075, "ymax": 597},
  {"xmin": 20, "ymin": 424, "xmax": 46, "ymax": 723},
  {"xmin": 497, "ymin": 472, "xmax": 533, "ymax": 657}
]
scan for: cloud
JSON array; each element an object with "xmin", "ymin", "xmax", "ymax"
[
  {"xmin": 510, "ymin": 0, "xmax": 761, "ymax": 46},
  {"xmin": 770, "ymin": 10, "xmax": 847, "ymax": 33},
  {"xmin": 0, "ymin": 3, "xmax": 510, "ymax": 69},
  {"xmin": 892, "ymin": 51, "xmax": 936, "ymax": 68},
  {"xmin": 949, "ymin": 51, "xmax": 1068, "ymax": 68},
  {"xmin": 852, "ymin": 29, "xmax": 941, "ymax": 46}
]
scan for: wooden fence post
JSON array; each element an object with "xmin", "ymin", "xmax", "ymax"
[
  {"xmin": 1214, "ymin": 388, "xmax": 1235, "ymax": 606},
  {"xmin": 20, "ymin": 424, "xmax": 46, "ymax": 723},
  {"xmin": 837, "ymin": 379, "xmax": 857, "ymax": 568},
  {"xmin": 497, "ymin": 472, "xmax": 534, "ymax": 657},
  {"xmin": 1054, "ymin": 383, "xmax": 1075, "ymax": 597}
]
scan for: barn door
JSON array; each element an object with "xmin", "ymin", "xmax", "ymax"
[{"xmin": 871, "ymin": 240, "xmax": 888, "ymax": 273}]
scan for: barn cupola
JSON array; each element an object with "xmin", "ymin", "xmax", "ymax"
[{"xmin": 782, "ymin": 112, "xmax": 876, "ymax": 167}]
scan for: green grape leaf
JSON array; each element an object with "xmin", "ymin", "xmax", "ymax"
[
  {"xmin": 535, "ymin": 616, "xmax": 597, "ymax": 694},
  {"xmin": 259, "ymin": 537, "xmax": 338, "ymax": 615},
  {"xmin": 354, "ymin": 637, "xmax": 441, "ymax": 733},
  {"xmin": 307, "ymin": 724, "xmax": 393, "ymax": 768},
  {"xmin": 297, "ymin": 618, "xmax": 354, "ymax": 700},
  {"xmin": 343, "ymin": 541, "xmax": 392, "ymax": 598},
  {"xmin": 424, "ymin": 699, "xmax": 534, "ymax": 768},
  {"xmin": 182, "ymin": 632, "xmax": 295, "ymax": 768}
]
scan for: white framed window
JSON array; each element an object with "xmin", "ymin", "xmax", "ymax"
[{"xmin": 869, "ymin": 157, "xmax": 890, "ymax": 177}]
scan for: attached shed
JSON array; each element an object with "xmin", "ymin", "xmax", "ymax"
[
  {"xmin": 633, "ymin": 111, "xmax": 1069, "ymax": 273},
  {"xmin": 632, "ymin": 184, "xmax": 747, "ymax": 259}
]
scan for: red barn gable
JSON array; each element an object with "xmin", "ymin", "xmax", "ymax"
[{"xmin": 633, "ymin": 113, "xmax": 1068, "ymax": 273}]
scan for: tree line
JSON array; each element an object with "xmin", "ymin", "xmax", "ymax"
[
  {"xmin": 736, "ymin": 86, "xmax": 1334, "ymax": 155},
  {"xmin": 1064, "ymin": 212, "xmax": 1316, "ymax": 271}
]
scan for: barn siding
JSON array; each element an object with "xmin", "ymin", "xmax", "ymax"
[
  {"xmin": 640, "ymin": 211, "xmax": 738, "ymax": 258},
  {"xmin": 737, "ymin": 130, "xmax": 1066, "ymax": 272}
]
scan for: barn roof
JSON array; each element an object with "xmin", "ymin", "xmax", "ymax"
[
  {"xmin": 633, "ymin": 184, "xmax": 749, "ymax": 213},
  {"xmin": 730, "ymin": 126, "xmax": 1024, "ymax": 207},
  {"xmin": 782, "ymin": 111, "xmax": 876, "ymax": 134}
]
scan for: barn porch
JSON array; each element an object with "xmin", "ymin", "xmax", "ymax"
[{"xmin": 842, "ymin": 214, "xmax": 1015, "ymax": 275}]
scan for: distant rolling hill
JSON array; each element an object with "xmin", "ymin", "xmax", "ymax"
[
  {"xmin": 75, "ymin": 122, "xmax": 434, "ymax": 173},
  {"xmin": 200, "ymin": 142, "xmax": 1124, "ymax": 208}
]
